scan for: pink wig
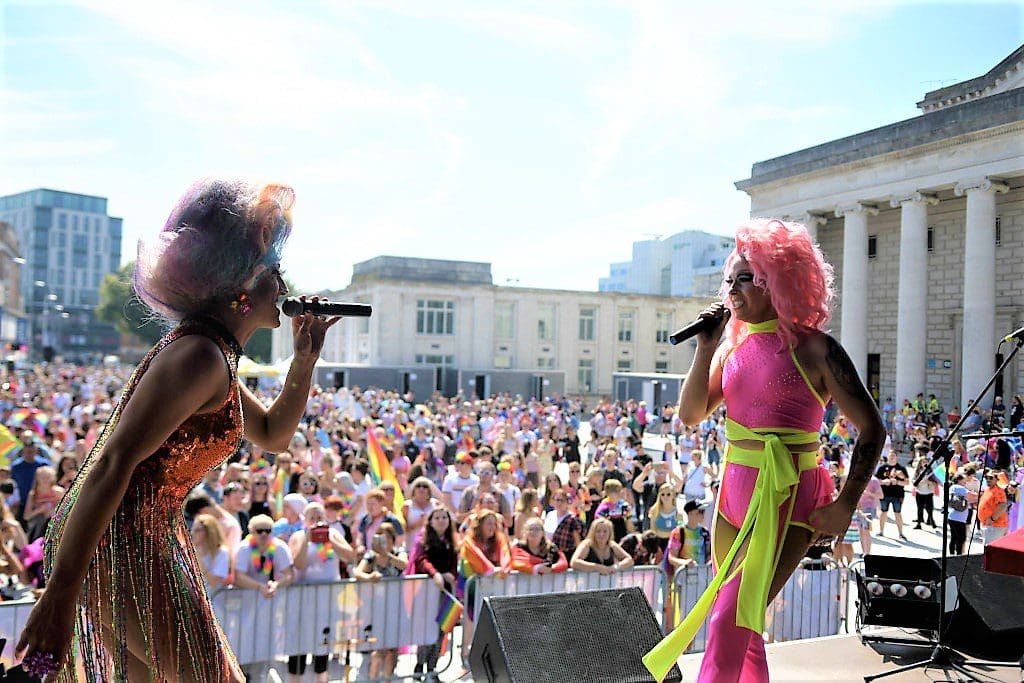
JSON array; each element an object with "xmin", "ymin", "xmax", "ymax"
[
  {"xmin": 718, "ymin": 218, "xmax": 835, "ymax": 351},
  {"xmin": 134, "ymin": 178, "xmax": 294, "ymax": 323}
]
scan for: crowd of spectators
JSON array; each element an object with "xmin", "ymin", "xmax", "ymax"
[{"xmin": 1, "ymin": 360, "xmax": 1022, "ymax": 678}]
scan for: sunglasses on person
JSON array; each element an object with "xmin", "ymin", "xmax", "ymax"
[
  {"xmin": 253, "ymin": 528, "xmax": 273, "ymax": 535},
  {"xmin": 552, "ymin": 496, "xmax": 568, "ymax": 502}
]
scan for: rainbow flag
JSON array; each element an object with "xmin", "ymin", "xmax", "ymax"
[
  {"xmin": 366, "ymin": 427, "xmax": 406, "ymax": 523},
  {"xmin": 0, "ymin": 426, "xmax": 21, "ymax": 468},
  {"xmin": 931, "ymin": 458, "xmax": 957, "ymax": 485},
  {"xmin": 436, "ymin": 589, "xmax": 464, "ymax": 634}
]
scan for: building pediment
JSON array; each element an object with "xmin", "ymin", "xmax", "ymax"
[{"xmin": 918, "ymin": 44, "xmax": 1024, "ymax": 113}]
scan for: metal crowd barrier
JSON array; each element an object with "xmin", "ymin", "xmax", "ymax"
[
  {"xmin": 210, "ymin": 575, "xmax": 442, "ymax": 666},
  {"xmin": 667, "ymin": 563, "xmax": 845, "ymax": 652}
]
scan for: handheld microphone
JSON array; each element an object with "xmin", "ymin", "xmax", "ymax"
[
  {"xmin": 281, "ymin": 297, "xmax": 373, "ymax": 318},
  {"xmin": 669, "ymin": 308, "xmax": 728, "ymax": 345},
  {"xmin": 1003, "ymin": 326, "xmax": 1024, "ymax": 343}
]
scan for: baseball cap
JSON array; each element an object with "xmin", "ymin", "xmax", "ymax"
[{"xmin": 683, "ymin": 500, "xmax": 707, "ymax": 514}]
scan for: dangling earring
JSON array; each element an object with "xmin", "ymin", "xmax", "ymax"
[{"xmin": 230, "ymin": 292, "xmax": 252, "ymax": 317}]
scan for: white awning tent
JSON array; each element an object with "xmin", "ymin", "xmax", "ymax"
[{"xmin": 237, "ymin": 356, "xmax": 282, "ymax": 378}]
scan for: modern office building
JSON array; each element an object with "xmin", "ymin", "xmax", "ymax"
[
  {"xmin": 736, "ymin": 43, "xmax": 1024, "ymax": 410},
  {"xmin": 272, "ymin": 256, "xmax": 713, "ymax": 398},
  {"xmin": 0, "ymin": 189, "xmax": 123, "ymax": 357},
  {"xmin": 599, "ymin": 230, "xmax": 734, "ymax": 297},
  {"xmin": 0, "ymin": 221, "xmax": 28, "ymax": 349}
]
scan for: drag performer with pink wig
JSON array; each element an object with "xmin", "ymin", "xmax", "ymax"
[
  {"xmin": 16, "ymin": 178, "xmax": 339, "ymax": 681},
  {"xmin": 645, "ymin": 218, "xmax": 884, "ymax": 682}
]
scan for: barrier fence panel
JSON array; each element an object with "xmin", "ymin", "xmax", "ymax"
[
  {"xmin": 669, "ymin": 564, "xmax": 845, "ymax": 653},
  {"xmin": 464, "ymin": 566, "xmax": 666, "ymax": 653},
  {"xmin": 211, "ymin": 575, "xmax": 441, "ymax": 665},
  {"xmin": 0, "ymin": 599, "xmax": 35, "ymax": 668}
]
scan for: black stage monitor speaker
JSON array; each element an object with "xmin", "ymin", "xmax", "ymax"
[
  {"xmin": 858, "ymin": 554, "xmax": 1024, "ymax": 660},
  {"xmin": 469, "ymin": 586, "xmax": 682, "ymax": 683}
]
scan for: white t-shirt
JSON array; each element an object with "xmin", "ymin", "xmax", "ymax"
[
  {"xmin": 442, "ymin": 472, "xmax": 479, "ymax": 510},
  {"xmin": 498, "ymin": 483, "xmax": 521, "ymax": 514},
  {"xmin": 683, "ymin": 464, "xmax": 708, "ymax": 500},
  {"xmin": 200, "ymin": 547, "xmax": 230, "ymax": 591},
  {"xmin": 234, "ymin": 537, "xmax": 293, "ymax": 585}
]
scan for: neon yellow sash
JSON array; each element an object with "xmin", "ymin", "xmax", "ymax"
[{"xmin": 643, "ymin": 418, "xmax": 819, "ymax": 682}]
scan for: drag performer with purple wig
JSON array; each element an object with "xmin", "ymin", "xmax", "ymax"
[
  {"xmin": 645, "ymin": 218, "xmax": 884, "ymax": 682},
  {"xmin": 16, "ymin": 178, "xmax": 339, "ymax": 681}
]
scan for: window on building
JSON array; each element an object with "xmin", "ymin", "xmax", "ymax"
[
  {"xmin": 537, "ymin": 304, "xmax": 556, "ymax": 341},
  {"xmin": 415, "ymin": 354, "xmax": 454, "ymax": 366},
  {"xmin": 579, "ymin": 307, "xmax": 596, "ymax": 341},
  {"xmin": 927, "ymin": 226, "xmax": 934, "ymax": 252},
  {"xmin": 617, "ymin": 311, "xmax": 634, "ymax": 343},
  {"xmin": 655, "ymin": 361, "xmax": 669, "ymax": 372},
  {"xmin": 494, "ymin": 302, "xmax": 515, "ymax": 339},
  {"xmin": 655, "ymin": 311, "xmax": 672, "ymax": 343},
  {"xmin": 416, "ymin": 300, "xmax": 454, "ymax": 335},
  {"xmin": 578, "ymin": 359, "xmax": 594, "ymax": 393},
  {"xmin": 867, "ymin": 235, "xmax": 877, "ymax": 259},
  {"xmin": 358, "ymin": 317, "xmax": 370, "ymax": 334},
  {"xmin": 996, "ymin": 216, "xmax": 1001, "ymax": 246},
  {"xmin": 536, "ymin": 357, "xmax": 555, "ymax": 369},
  {"xmin": 616, "ymin": 359, "xmax": 633, "ymax": 372}
]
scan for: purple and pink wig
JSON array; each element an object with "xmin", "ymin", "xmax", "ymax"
[
  {"xmin": 133, "ymin": 178, "xmax": 294, "ymax": 323},
  {"xmin": 719, "ymin": 218, "xmax": 835, "ymax": 351}
]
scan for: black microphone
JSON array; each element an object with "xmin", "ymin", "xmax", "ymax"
[
  {"xmin": 1003, "ymin": 326, "xmax": 1024, "ymax": 343},
  {"xmin": 281, "ymin": 297, "xmax": 372, "ymax": 318},
  {"xmin": 669, "ymin": 309, "xmax": 727, "ymax": 346}
]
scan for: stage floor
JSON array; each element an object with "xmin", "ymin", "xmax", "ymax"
[{"xmin": 677, "ymin": 632, "xmax": 1023, "ymax": 682}]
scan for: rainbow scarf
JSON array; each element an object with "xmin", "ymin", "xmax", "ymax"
[
  {"xmin": 249, "ymin": 536, "xmax": 274, "ymax": 576},
  {"xmin": 271, "ymin": 468, "xmax": 289, "ymax": 517}
]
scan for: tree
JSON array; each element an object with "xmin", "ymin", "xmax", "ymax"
[{"xmin": 96, "ymin": 262, "xmax": 165, "ymax": 347}]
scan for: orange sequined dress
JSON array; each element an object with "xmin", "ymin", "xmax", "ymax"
[{"xmin": 45, "ymin": 318, "xmax": 245, "ymax": 682}]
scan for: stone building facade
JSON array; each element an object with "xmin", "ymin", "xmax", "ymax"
[
  {"xmin": 736, "ymin": 45, "xmax": 1024, "ymax": 411},
  {"xmin": 272, "ymin": 256, "xmax": 714, "ymax": 397}
]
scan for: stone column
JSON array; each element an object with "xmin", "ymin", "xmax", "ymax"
[
  {"xmin": 802, "ymin": 212, "xmax": 827, "ymax": 243},
  {"xmin": 890, "ymin": 192, "xmax": 938, "ymax": 405},
  {"xmin": 835, "ymin": 203, "xmax": 878, "ymax": 381},
  {"xmin": 954, "ymin": 178, "xmax": 1008, "ymax": 408}
]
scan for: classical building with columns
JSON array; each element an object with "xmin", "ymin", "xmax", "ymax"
[{"xmin": 737, "ymin": 44, "xmax": 1024, "ymax": 411}]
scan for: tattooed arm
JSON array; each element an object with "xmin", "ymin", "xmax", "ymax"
[{"xmin": 805, "ymin": 333, "xmax": 886, "ymax": 539}]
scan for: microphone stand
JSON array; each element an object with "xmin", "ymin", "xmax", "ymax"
[{"xmin": 864, "ymin": 335, "xmax": 1024, "ymax": 681}]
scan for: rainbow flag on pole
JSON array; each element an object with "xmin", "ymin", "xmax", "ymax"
[
  {"xmin": 931, "ymin": 458, "xmax": 957, "ymax": 485},
  {"xmin": 0, "ymin": 426, "xmax": 21, "ymax": 468},
  {"xmin": 436, "ymin": 589, "xmax": 464, "ymax": 634},
  {"xmin": 366, "ymin": 426, "xmax": 406, "ymax": 523}
]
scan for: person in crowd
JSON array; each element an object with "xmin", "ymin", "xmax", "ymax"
[
  {"xmin": 666, "ymin": 500, "xmax": 712, "ymax": 580},
  {"xmin": 10, "ymin": 431, "xmax": 52, "ymax": 521},
  {"xmin": 632, "ymin": 461, "xmax": 682, "ymax": 532},
  {"xmin": 190, "ymin": 513, "xmax": 232, "ymax": 592},
  {"xmin": 543, "ymin": 487, "xmax": 584, "ymax": 559},
  {"xmin": 644, "ymin": 482, "xmax": 682, "ymax": 550},
  {"xmin": 273, "ymin": 492, "xmax": 307, "ymax": 543},
  {"xmin": 564, "ymin": 462, "xmax": 587, "ymax": 513},
  {"xmin": 583, "ymin": 467, "xmax": 604, "ymax": 527},
  {"xmin": 539, "ymin": 472, "xmax": 563, "ymax": 513},
  {"xmin": 947, "ymin": 473, "xmax": 971, "ymax": 555},
  {"xmin": 875, "ymin": 449, "xmax": 909, "ymax": 540},
  {"xmin": 534, "ymin": 426, "xmax": 557, "ymax": 482},
  {"xmin": 402, "ymin": 476, "xmax": 441, "ymax": 539},
  {"xmin": 22, "ymin": 466, "xmax": 64, "ymax": 543},
  {"xmin": 570, "ymin": 517, "xmax": 633, "ymax": 575},
  {"xmin": 357, "ymin": 488, "xmax": 404, "ymax": 555},
  {"xmin": 221, "ymin": 481, "xmax": 250, "ymax": 535},
  {"xmin": 681, "ymin": 450, "xmax": 709, "ymax": 504},
  {"xmin": 459, "ymin": 509, "xmax": 510, "ymax": 658},
  {"xmin": 857, "ymin": 472, "xmax": 883, "ymax": 555},
  {"xmin": 247, "ymin": 470, "xmax": 275, "ymax": 519},
  {"xmin": 18, "ymin": 178, "xmax": 334, "ymax": 681},
  {"xmin": 513, "ymin": 488, "xmax": 542, "ymax": 539},
  {"xmin": 287, "ymin": 502, "xmax": 353, "ymax": 683},
  {"xmin": 458, "ymin": 461, "xmax": 511, "ymax": 527},
  {"xmin": 53, "ymin": 454, "xmax": 78, "ymax": 490},
  {"xmin": 442, "ymin": 453, "xmax": 478, "ymax": 520},
  {"xmin": 494, "ymin": 460, "xmax": 522, "ymax": 517},
  {"xmin": 594, "ymin": 478, "xmax": 634, "ymax": 542},
  {"xmin": 353, "ymin": 522, "xmax": 407, "ymax": 682},
  {"xmin": 511, "ymin": 517, "xmax": 568, "ymax": 574},
  {"xmin": 234, "ymin": 514, "xmax": 295, "ymax": 597},
  {"xmin": 645, "ymin": 218, "xmax": 885, "ymax": 683},
  {"xmin": 978, "ymin": 471, "xmax": 1009, "ymax": 544},
  {"xmin": 410, "ymin": 507, "xmax": 459, "ymax": 677},
  {"xmin": 911, "ymin": 445, "xmax": 937, "ymax": 530},
  {"xmin": 560, "ymin": 425, "xmax": 581, "ymax": 465},
  {"xmin": 296, "ymin": 469, "xmax": 322, "ymax": 504},
  {"xmin": 619, "ymin": 530, "xmax": 663, "ymax": 567}
]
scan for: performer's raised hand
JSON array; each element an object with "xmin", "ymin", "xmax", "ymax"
[{"xmin": 291, "ymin": 295, "xmax": 341, "ymax": 360}]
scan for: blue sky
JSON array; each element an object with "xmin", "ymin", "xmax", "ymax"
[{"xmin": 1, "ymin": 1, "xmax": 1021, "ymax": 293}]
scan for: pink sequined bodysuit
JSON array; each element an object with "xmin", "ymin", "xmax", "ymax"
[
  {"xmin": 45, "ymin": 318, "xmax": 244, "ymax": 682},
  {"xmin": 722, "ymin": 323, "xmax": 825, "ymax": 433},
  {"xmin": 719, "ymin": 320, "xmax": 832, "ymax": 531}
]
